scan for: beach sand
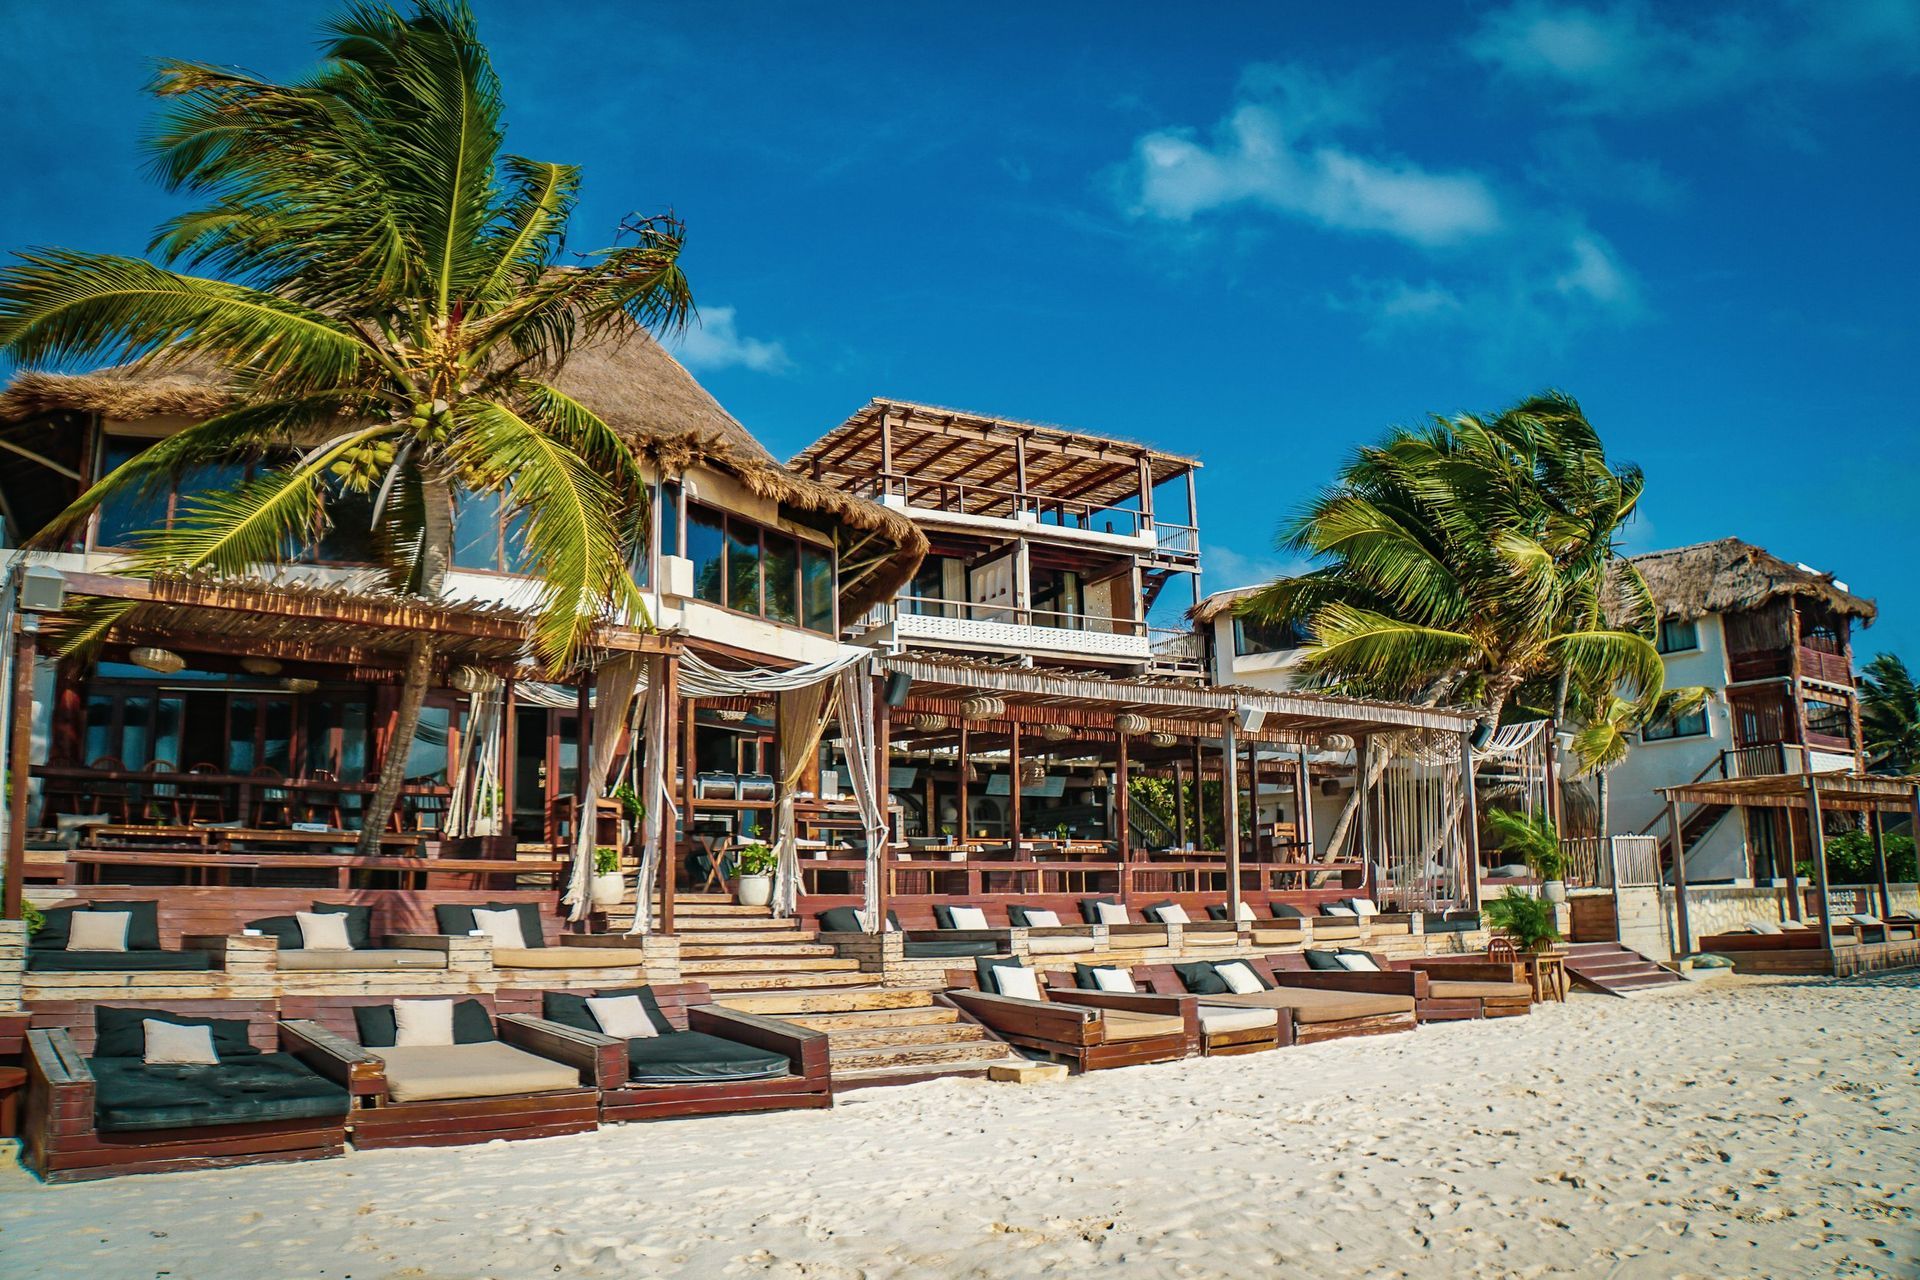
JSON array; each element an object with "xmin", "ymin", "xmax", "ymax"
[{"xmin": 1, "ymin": 971, "xmax": 1914, "ymax": 1279}]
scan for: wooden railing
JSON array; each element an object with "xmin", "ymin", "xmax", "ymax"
[{"xmin": 1563, "ymin": 835, "xmax": 1662, "ymax": 889}]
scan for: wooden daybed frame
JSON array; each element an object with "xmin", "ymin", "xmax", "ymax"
[
  {"xmin": 1036, "ymin": 970, "xmax": 1290, "ymax": 1056},
  {"xmin": 278, "ymin": 993, "xmax": 600, "ymax": 1150},
  {"xmin": 945, "ymin": 968, "xmax": 1199, "ymax": 1072},
  {"xmin": 22, "ymin": 998, "xmax": 349, "ymax": 1183},
  {"xmin": 1133, "ymin": 959, "xmax": 1418, "ymax": 1045}
]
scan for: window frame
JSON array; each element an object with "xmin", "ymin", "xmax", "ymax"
[
  {"xmin": 1655, "ymin": 616, "xmax": 1700, "ymax": 655},
  {"xmin": 680, "ymin": 498, "xmax": 837, "ymax": 635},
  {"xmin": 1642, "ymin": 700, "xmax": 1711, "ymax": 743}
]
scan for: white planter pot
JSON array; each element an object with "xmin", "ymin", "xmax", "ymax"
[
  {"xmin": 735, "ymin": 874, "xmax": 773, "ymax": 907},
  {"xmin": 1542, "ymin": 879, "xmax": 1567, "ymax": 903},
  {"xmin": 590, "ymin": 872, "xmax": 627, "ymax": 907}
]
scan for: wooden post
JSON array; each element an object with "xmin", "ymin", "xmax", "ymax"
[
  {"xmin": 1355, "ymin": 734, "xmax": 1371, "ymax": 876},
  {"xmin": 1115, "ymin": 729, "xmax": 1131, "ymax": 905},
  {"xmin": 1015, "ymin": 538, "xmax": 1032, "ymax": 626},
  {"xmin": 1007, "ymin": 717, "xmax": 1022, "ymax": 851},
  {"xmin": 681, "ymin": 694, "xmax": 698, "ymax": 898},
  {"xmin": 1459, "ymin": 731, "xmax": 1481, "ymax": 912},
  {"xmin": 874, "ymin": 687, "xmax": 891, "ymax": 923},
  {"xmin": 500, "ymin": 679, "xmax": 517, "ymax": 842},
  {"xmin": 1781, "ymin": 806, "xmax": 1802, "ymax": 920},
  {"xmin": 1192, "ymin": 740, "xmax": 1207, "ymax": 847},
  {"xmin": 659, "ymin": 655, "xmax": 679, "ymax": 935},
  {"xmin": 956, "ymin": 720, "xmax": 971, "ymax": 841},
  {"xmin": 1806, "ymin": 774, "xmax": 1832, "ymax": 955},
  {"xmin": 1868, "ymin": 807, "xmax": 1893, "ymax": 919},
  {"xmin": 1173, "ymin": 758, "xmax": 1188, "ymax": 848},
  {"xmin": 1296, "ymin": 744, "xmax": 1316, "ymax": 858},
  {"xmin": 1668, "ymin": 796, "xmax": 1692, "ymax": 956},
  {"xmin": 4, "ymin": 621, "xmax": 35, "ymax": 920},
  {"xmin": 577, "ymin": 678, "xmax": 593, "ymax": 910},
  {"xmin": 1248, "ymin": 744, "xmax": 1261, "ymax": 859},
  {"xmin": 1223, "ymin": 719, "xmax": 1242, "ymax": 922}
]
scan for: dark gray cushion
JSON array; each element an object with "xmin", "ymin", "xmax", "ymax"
[
  {"xmin": 816, "ymin": 906, "xmax": 862, "ymax": 934},
  {"xmin": 1078, "ymin": 897, "xmax": 1118, "ymax": 924},
  {"xmin": 1303, "ymin": 949, "xmax": 1346, "ymax": 971},
  {"xmin": 1172, "ymin": 961, "xmax": 1228, "ymax": 995},
  {"xmin": 622, "ymin": 1031, "xmax": 789, "ymax": 1084},
  {"xmin": 542, "ymin": 986, "xmax": 673, "ymax": 1037},
  {"xmin": 95, "ymin": 1006, "xmax": 259, "ymax": 1059},
  {"xmin": 1422, "ymin": 911, "xmax": 1481, "ymax": 934},
  {"xmin": 931, "ymin": 903, "xmax": 957, "ymax": 930},
  {"xmin": 245, "ymin": 915, "xmax": 304, "ymax": 949},
  {"xmin": 28, "ymin": 949, "xmax": 213, "ymax": 973},
  {"xmin": 1205, "ymin": 904, "xmax": 1231, "ymax": 921},
  {"xmin": 352, "ymin": 998, "xmax": 494, "ymax": 1048},
  {"xmin": 434, "ymin": 901, "xmax": 547, "ymax": 947},
  {"xmin": 903, "ymin": 939, "xmax": 1000, "ymax": 959},
  {"xmin": 91, "ymin": 1053, "xmax": 347, "ymax": 1133},
  {"xmin": 1269, "ymin": 902, "xmax": 1305, "ymax": 920},
  {"xmin": 37, "ymin": 900, "xmax": 161, "ymax": 951}
]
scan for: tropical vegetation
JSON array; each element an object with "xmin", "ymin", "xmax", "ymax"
[
  {"xmin": 1811, "ymin": 827, "xmax": 1918, "ymax": 886},
  {"xmin": 0, "ymin": 1, "xmax": 691, "ymax": 852},
  {"xmin": 1484, "ymin": 807, "xmax": 1563, "ymax": 883},
  {"xmin": 1860, "ymin": 653, "xmax": 1919, "ymax": 776},
  {"xmin": 1482, "ymin": 888, "xmax": 1561, "ymax": 952}
]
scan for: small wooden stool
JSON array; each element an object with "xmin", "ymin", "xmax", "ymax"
[
  {"xmin": 1525, "ymin": 951, "xmax": 1569, "ymax": 1003},
  {"xmin": 0, "ymin": 1065, "xmax": 27, "ymax": 1139}
]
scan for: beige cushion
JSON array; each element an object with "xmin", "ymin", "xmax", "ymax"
[
  {"xmin": 67, "ymin": 910, "xmax": 132, "ymax": 952},
  {"xmin": 1099, "ymin": 1008, "xmax": 1185, "ymax": 1042},
  {"xmin": 144, "ymin": 1019, "xmax": 220, "ymax": 1065},
  {"xmin": 492, "ymin": 946, "xmax": 643, "ymax": 970},
  {"xmin": 1095, "ymin": 902, "xmax": 1131, "ymax": 925},
  {"xmin": 295, "ymin": 911, "xmax": 354, "ymax": 951},
  {"xmin": 278, "ymin": 948, "xmax": 448, "ymax": 971},
  {"xmin": 1215, "ymin": 985, "xmax": 1415, "ymax": 1023},
  {"xmin": 1336, "ymin": 953, "xmax": 1381, "ymax": 973},
  {"xmin": 1090, "ymin": 967, "xmax": 1136, "ymax": 993},
  {"xmin": 1428, "ymin": 980, "xmax": 1532, "ymax": 1000},
  {"xmin": 1311, "ymin": 922, "xmax": 1362, "ymax": 941},
  {"xmin": 392, "ymin": 999, "xmax": 455, "ymax": 1047},
  {"xmin": 374, "ymin": 1041, "xmax": 580, "ymax": 1103},
  {"xmin": 1025, "ymin": 934, "xmax": 1090, "ymax": 955},
  {"xmin": 1215, "ymin": 961, "xmax": 1265, "ymax": 995},
  {"xmin": 994, "ymin": 966, "xmax": 1042, "ymax": 1002},
  {"xmin": 1198, "ymin": 1004, "xmax": 1279, "ymax": 1036},
  {"xmin": 948, "ymin": 906, "xmax": 989, "ymax": 930},
  {"xmin": 473, "ymin": 907, "xmax": 529, "ymax": 949},
  {"xmin": 1184, "ymin": 930, "xmax": 1237, "ymax": 947},
  {"xmin": 1251, "ymin": 929, "xmax": 1301, "ymax": 947},
  {"xmin": 586, "ymin": 995, "xmax": 658, "ymax": 1039},
  {"xmin": 1023, "ymin": 909, "xmax": 1062, "ymax": 928},
  {"xmin": 1156, "ymin": 904, "xmax": 1191, "ymax": 925}
]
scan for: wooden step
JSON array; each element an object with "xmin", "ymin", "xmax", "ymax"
[
  {"xmin": 680, "ymin": 942, "xmax": 838, "ymax": 959},
  {"xmin": 699, "ymin": 971, "xmax": 874, "ymax": 992},
  {"xmin": 785, "ymin": 1005, "xmax": 960, "ymax": 1031},
  {"xmin": 830, "ymin": 1039, "xmax": 1015, "ymax": 1070},
  {"xmin": 719, "ymin": 988, "xmax": 931, "ymax": 1015},
  {"xmin": 681, "ymin": 957, "xmax": 861, "ymax": 974},
  {"xmin": 670, "ymin": 917, "xmax": 805, "ymax": 931},
  {"xmin": 831, "ymin": 1056, "xmax": 1017, "ymax": 1091},
  {"xmin": 829, "ymin": 1022, "xmax": 988, "ymax": 1051}
]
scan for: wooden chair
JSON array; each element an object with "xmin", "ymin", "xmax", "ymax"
[
  {"xmin": 250, "ymin": 766, "xmax": 293, "ymax": 827},
  {"xmin": 394, "ymin": 775, "xmax": 448, "ymax": 834},
  {"xmin": 299, "ymin": 770, "xmax": 346, "ymax": 829},
  {"xmin": 84, "ymin": 757, "xmax": 134, "ymax": 824},
  {"xmin": 178, "ymin": 763, "xmax": 228, "ymax": 826},
  {"xmin": 22, "ymin": 999, "xmax": 350, "ymax": 1182},
  {"xmin": 946, "ymin": 964, "xmax": 1198, "ymax": 1072},
  {"xmin": 1487, "ymin": 936, "xmax": 1519, "ymax": 964},
  {"xmin": 141, "ymin": 760, "xmax": 181, "ymax": 824},
  {"xmin": 278, "ymin": 993, "xmax": 601, "ymax": 1150}
]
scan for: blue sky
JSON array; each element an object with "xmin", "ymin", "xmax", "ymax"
[{"xmin": 3, "ymin": 1, "xmax": 1916, "ymax": 656}]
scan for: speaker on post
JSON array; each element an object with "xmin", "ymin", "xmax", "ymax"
[
  {"xmin": 1235, "ymin": 705, "xmax": 1266, "ymax": 733},
  {"xmin": 1469, "ymin": 721, "xmax": 1495, "ymax": 750},
  {"xmin": 883, "ymin": 672, "xmax": 913, "ymax": 707}
]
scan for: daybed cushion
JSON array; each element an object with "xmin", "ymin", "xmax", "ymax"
[
  {"xmin": 1079, "ymin": 897, "xmax": 1118, "ymax": 924},
  {"xmin": 1269, "ymin": 902, "xmax": 1305, "ymax": 920},
  {"xmin": 491, "ymin": 946, "xmax": 641, "ymax": 969},
  {"xmin": 947, "ymin": 905, "xmax": 990, "ymax": 930},
  {"xmin": 904, "ymin": 939, "xmax": 1002, "ymax": 959},
  {"xmin": 623, "ymin": 1032, "xmax": 790, "ymax": 1084},
  {"xmin": 1215, "ymin": 986, "xmax": 1416, "ymax": 1023},
  {"xmin": 1099, "ymin": 1008, "xmax": 1186, "ymax": 1042},
  {"xmin": 308, "ymin": 902, "xmax": 373, "ymax": 950},
  {"xmin": 1427, "ymin": 980, "xmax": 1533, "ymax": 1000},
  {"xmin": 543, "ymin": 986, "xmax": 675, "ymax": 1037},
  {"xmin": 277, "ymin": 948, "xmax": 448, "ymax": 971},
  {"xmin": 90, "ymin": 1053, "xmax": 348, "ymax": 1133},
  {"xmin": 434, "ymin": 901, "xmax": 547, "ymax": 947},
  {"xmin": 67, "ymin": 910, "xmax": 132, "ymax": 952},
  {"xmin": 1198, "ymin": 1005, "xmax": 1279, "ymax": 1036},
  {"xmin": 95, "ymin": 1006, "xmax": 258, "ymax": 1059},
  {"xmin": 1422, "ymin": 912, "xmax": 1481, "ymax": 934},
  {"xmin": 353, "ymin": 999, "xmax": 494, "ymax": 1049},
  {"xmin": 36, "ymin": 900, "xmax": 161, "ymax": 951},
  {"xmin": 28, "ymin": 948, "xmax": 214, "ymax": 972},
  {"xmin": 1172, "ymin": 960, "xmax": 1229, "ymax": 995},
  {"xmin": 817, "ymin": 906, "xmax": 863, "ymax": 933},
  {"xmin": 1024, "ymin": 934, "xmax": 1089, "ymax": 955},
  {"xmin": 1303, "ymin": 949, "xmax": 1346, "ymax": 971},
  {"xmin": 1250, "ymin": 929, "xmax": 1301, "ymax": 947},
  {"xmin": 974, "ymin": 956, "xmax": 1034, "ymax": 996},
  {"xmin": 372, "ymin": 1041, "xmax": 580, "ymax": 1103},
  {"xmin": 1184, "ymin": 929, "xmax": 1238, "ymax": 947}
]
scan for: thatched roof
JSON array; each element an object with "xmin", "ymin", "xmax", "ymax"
[
  {"xmin": 1618, "ymin": 538, "xmax": 1875, "ymax": 624},
  {"xmin": 1189, "ymin": 584, "xmax": 1263, "ymax": 624},
  {"xmin": 0, "ymin": 335, "xmax": 925, "ymax": 617}
]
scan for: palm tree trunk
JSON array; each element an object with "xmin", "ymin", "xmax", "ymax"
[{"xmin": 355, "ymin": 482, "xmax": 455, "ymax": 855}]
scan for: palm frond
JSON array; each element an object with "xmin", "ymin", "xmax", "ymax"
[
  {"xmin": 1297, "ymin": 603, "xmax": 1483, "ymax": 696},
  {"xmin": 1549, "ymin": 628, "xmax": 1666, "ymax": 711}
]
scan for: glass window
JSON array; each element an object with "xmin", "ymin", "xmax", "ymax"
[
  {"xmin": 84, "ymin": 695, "xmax": 115, "ymax": 765},
  {"xmin": 227, "ymin": 698, "xmax": 259, "ymax": 772},
  {"xmin": 315, "ymin": 483, "xmax": 379, "ymax": 563},
  {"xmin": 152, "ymin": 696, "xmax": 185, "ymax": 767},
  {"xmin": 1804, "ymin": 698, "xmax": 1850, "ymax": 739},
  {"xmin": 501, "ymin": 504, "xmax": 538, "ymax": 575},
  {"xmin": 1656, "ymin": 617, "xmax": 1699, "ymax": 653},
  {"xmin": 120, "ymin": 695, "xmax": 152, "ymax": 767},
  {"xmin": 405, "ymin": 706, "xmax": 453, "ymax": 784},
  {"xmin": 763, "ymin": 532, "xmax": 798, "ymax": 624},
  {"xmin": 93, "ymin": 437, "xmax": 172, "ymax": 549},
  {"xmin": 1233, "ymin": 616, "xmax": 1306, "ymax": 657},
  {"xmin": 1643, "ymin": 702, "xmax": 1710, "ymax": 741},
  {"xmin": 801, "ymin": 544, "xmax": 835, "ymax": 633},
  {"xmin": 687, "ymin": 502, "xmax": 727, "ymax": 605},
  {"xmin": 726, "ymin": 518, "xmax": 761, "ymax": 612},
  {"xmin": 262, "ymin": 699, "xmax": 293, "ymax": 774},
  {"xmin": 454, "ymin": 487, "xmax": 504, "ymax": 571},
  {"xmin": 658, "ymin": 482, "xmax": 682, "ymax": 559}
]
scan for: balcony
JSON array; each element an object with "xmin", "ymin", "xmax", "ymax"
[
  {"xmin": 880, "ymin": 596, "xmax": 1152, "ymax": 664},
  {"xmin": 1728, "ymin": 643, "xmax": 1852, "ymax": 685},
  {"xmin": 855, "ymin": 473, "xmax": 1197, "ymax": 556}
]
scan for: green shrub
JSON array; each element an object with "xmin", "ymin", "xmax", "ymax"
[
  {"xmin": 1482, "ymin": 888, "xmax": 1561, "ymax": 951},
  {"xmin": 23, "ymin": 900, "xmax": 45, "ymax": 935},
  {"xmin": 1485, "ymin": 808, "xmax": 1564, "ymax": 881},
  {"xmin": 592, "ymin": 846, "xmax": 620, "ymax": 875},
  {"xmin": 734, "ymin": 842, "xmax": 777, "ymax": 877},
  {"xmin": 1820, "ymin": 828, "xmax": 1918, "ymax": 883}
]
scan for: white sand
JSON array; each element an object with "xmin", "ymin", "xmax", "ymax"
[{"xmin": 1, "ymin": 972, "xmax": 1915, "ymax": 1279}]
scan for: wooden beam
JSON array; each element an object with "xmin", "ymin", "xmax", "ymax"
[
  {"xmin": 1806, "ymin": 774, "xmax": 1832, "ymax": 954},
  {"xmin": 1115, "ymin": 730, "xmax": 1131, "ymax": 903},
  {"xmin": 1668, "ymin": 795, "xmax": 1692, "ymax": 955},
  {"xmin": 1223, "ymin": 719, "xmax": 1242, "ymax": 922},
  {"xmin": 4, "ymin": 620, "xmax": 35, "ymax": 919},
  {"xmin": 1007, "ymin": 717, "xmax": 1022, "ymax": 849},
  {"xmin": 1869, "ymin": 807, "xmax": 1892, "ymax": 919}
]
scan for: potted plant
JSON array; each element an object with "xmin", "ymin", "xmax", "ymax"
[
  {"xmin": 1486, "ymin": 808, "xmax": 1566, "ymax": 902},
  {"xmin": 590, "ymin": 846, "xmax": 626, "ymax": 906},
  {"xmin": 1482, "ymin": 888, "xmax": 1562, "ymax": 953},
  {"xmin": 732, "ymin": 842, "xmax": 777, "ymax": 907}
]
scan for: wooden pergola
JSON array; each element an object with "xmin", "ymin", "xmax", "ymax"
[{"xmin": 1659, "ymin": 770, "xmax": 1920, "ymax": 953}]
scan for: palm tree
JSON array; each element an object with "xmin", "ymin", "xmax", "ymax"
[
  {"xmin": 1563, "ymin": 683, "xmax": 1710, "ymax": 832},
  {"xmin": 0, "ymin": 1, "xmax": 691, "ymax": 852},
  {"xmin": 1239, "ymin": 392, "xmax": 1664, "ymax": 725},
  {"xmin": 1860, "ymin": 653, "xmax": 1920, "ymax": 775}
]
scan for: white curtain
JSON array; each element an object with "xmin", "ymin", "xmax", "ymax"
[
  {"xmin": 445, "ymin": 677, "xmax": 505, "ymax": 838},
  {"xmin": 835, "ymin": 668, "xmax": 889, "ymax": 932},
  {"xmin": 564, "ymin": 652, "xmax": 646, "ymax": 921},
  {"xmin": 626, "ymin": 654, "xmax": 676, "ymax": 936},
  {"xmin": 675, "ymin": 646, "xmax": 871, "ymax": 697},
  {"xmin": 771, "ymin": 681, "xmax": 838, "ymax": 917}
]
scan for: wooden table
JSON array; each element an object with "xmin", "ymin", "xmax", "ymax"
[
  {"xmin": 1523, "ymin": 951, "xmax": 1569, "ymax": 1003},
  {"xmin": 65, "ymin": 848, "xmax": 565, "ymax": 890}
]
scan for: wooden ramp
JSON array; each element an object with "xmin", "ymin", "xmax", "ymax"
[{"xmin": 1564, "ymin": 942, "xmax": 1688, "ymax": 996}]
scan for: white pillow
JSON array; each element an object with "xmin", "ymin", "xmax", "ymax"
[
  {"xmin": 586, "ymin": 995, "xmax": 659, "ymax": 1040},
  {"xmin": 993, "ymin": 965, "xmax": 1042, "ymax": 1002},
  {"xmin": 1090, "ymin": 967, "xmax": 1135, "ymax": 993},
  {"xmin": 1095, "ymin": 901, "xmax": 1130, "ymax": 925},
  {"xmin": 1335, "ymin": 953, "xmax": 1381, "ymax": 972},
  {"xmin": 67, "ymin": 910, "xmax": 132, "ymax": 952},
  {"xmin": 1235, "ymin": 901, "xmax": 1256, "ymax": 922},
  {"xmin": 853, "ymin": 910, "xmax": 899, "ymax": 933},
  {"xmin": 1748, "ymin": 919, "xmax": 1783, "ymax": 935},
  {"xmin": 295, "ymin": 910, "xmax": 354, "ymax": 951},
  {"xmin": 1156, "ymin": 904, "xmax": 1191, "ymax": 925},
  {"xmin": 143, "ymin": 1019, "xmax": 220, "ymax": 1066},
  {"xmin": 948, "ymin": 906, "xmax": 989, "ymax": 930},
  {"xmin": 1781, "ymin": 919, "xmax": 1812, "ymax": 930},
  {"xmin": 1322, "ymin": 905, "xmax": 1358, "ymax": 918},
  {"xmin": 1347, "ymin": 898, "xmax": 1380, "ymax": 917},
  {"xmin": 1852, "ymin": 913, "xmax": 1885, "ymax": 927},
  {"xmin": 472, "ymin": 907, "xmax": 528, "ymax": 949},
  {"xmin": 1023, "ymin": 909, "xmax": 1061, "ymax": 928},
  {"xmin": 392, "ymin": 999, "xmax": 456, "ymax": 1047},
  {"xmin": 1215, "ymin": 961, "xmax": 1265, "ymax": 995}
]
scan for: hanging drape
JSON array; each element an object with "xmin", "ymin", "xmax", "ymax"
[
  {"xmin": 771, "ymin": 681, "xmax": 837, "ymax": 917},
  {"xmin": 626, "ymin": 654, "xmax": 675, "ymax": 936},
  {"xmin": 835, "ymin": 668, "xmax": 888, "ymax": 932},
  {"xmin": 445, "ymin": 677, "xmax": 505, "ymax": 838},
  {"xmin": 673, "ymin": 646, "xmax": 871, "ymax": 697},
  {"xmin": 564, "ymin": 652, "xmax": 646, "ymax": 921}
]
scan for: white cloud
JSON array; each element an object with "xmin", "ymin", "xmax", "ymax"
[
  {"xmin": 1202, "ymin": 543, "xmax": 1299, "ymax": 591},
  {"xmin": 1123, "ymin": 65, "xmax": 1502, "ymax": 249},
  {"xmin": 669, "ymin": 306, "xmax": 792, "ymax": 374}
]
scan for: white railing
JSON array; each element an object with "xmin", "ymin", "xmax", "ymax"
[{"xmin": 1563, "ymin": 834, "xmax": 1662, "ymax": 889}]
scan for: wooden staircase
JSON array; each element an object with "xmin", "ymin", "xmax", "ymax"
[
  {"xmin": 1563, "ymin": 941, "xmax": 1688, "ymax": 996},
  {"xmin": 606, "ymin": 895, "xmax": 1024, "ymax": 1088}
]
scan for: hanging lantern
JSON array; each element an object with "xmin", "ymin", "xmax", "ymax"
[
  {"xmin": 1019, "ymin": 759, "xmax": 1048, "ymax": 787},
  {"xmin": 281, "ymin": 677, "xmax": 319, "ymax": 694},
  {"xmin": 239, "ymin": 657, "xmax": 282, "ymax": 677},
  {"xmin": 753, "ymin": 701, "xmax": 775, "ymax": 720},
  {"xmin": 1039, "ymin": 724, "xmax": 1073, "ymax": 743},
  {"xmin": 715, "ymin": 707, "xmax": 749, "ymax": 723},
  {"xmin": 129, "ymin": 647, "xmax": 186, "ymax": 675},
  {"xmin": 1148, "ymin": 731, "xmax": 1178, "ymax": 749},
  {"xmin": 959, "ymin": 695, "xmax": 1005, "ymax": 721},
  {"xmin": 964, "ymin": 762, "xmax": 982, "ymax": 784},
  {"xmin": 911, "ymin": 712, "xmax": 949, "ymax": 732},
  {"xmin": 1114, "ymin": 713, "xmax": 1150, "ymax": 736},
  {"xmin": 1091, "ymin": 768, "xmax": 1110, "ymax": 787},
  {"xmin": 449, "ymin": 664, "xmax": 496, "ymax": 694}
]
